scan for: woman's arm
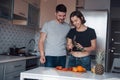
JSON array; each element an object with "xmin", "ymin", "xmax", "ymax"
[
  {"xmin": 84, "ymin": 39, "xmax": 97, "ymax": 53},
  {"xmin": 66, "ymin": 38, "xmax": 73, "ymax": 51}
]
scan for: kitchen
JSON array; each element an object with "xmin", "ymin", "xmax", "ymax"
[{"xmin": 0, "ymin": 0, "xmax": 120, "ymax": 80}]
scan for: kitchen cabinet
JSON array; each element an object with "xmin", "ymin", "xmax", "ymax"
[
  {"xmin": 0, "ymin": 64, "xmax": 4, "ymax": 80},
  {"xmin": 27, "ymin": 0, "xmax": 40, "ymax": 8},
  {"xmin": 12, "ymin": 0, "xmax": 28, "ymax": 25},
  {"xmin": 4, "ymin": 60, "xmax": 26, "ymax": 80},
  {"xmin": 0, "ymin": 0, "xmax": 13, "ymax": 20},
  {"xmin": 13, "ymin": 0, "xmax": 28, "ymax": 19},
  {"xmin": 106, "ymin": 0, "xmax": 120, "ymax": 72},
  {"xmin": 28, "ymin": 4, "xmax": 39, "ymax": 27},
  {"xmin": 76, "ymin": 0, "xmax": 110, "ymax": 10},
  {"xmin": 24, "ymin": 0, "xmax": 40, "ymax": 8},
  {"xmin": 76, "ymin": 0, "xmax": 85, "ymax": 9}
]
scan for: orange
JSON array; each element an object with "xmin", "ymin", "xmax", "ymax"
[
  {"xmin": 77, "ymin": 66, "xmax": 84, "ymax": 72},
  {"xmin": 82, "ymin": 68, "xmax": 86, "ymax": 72},
  {"xmin": 72, "ymin": 67, "xmax": 78, "ymax": 72},
  {"xmin": 56, "ymin": 66, "xmax": 62, "ymax": 70}
]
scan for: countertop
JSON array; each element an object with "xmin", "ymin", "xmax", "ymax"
[
  {"xmin": 0, "ymin": 55, "xmax": 39, "ymax": 63},
  {"xmin": 20, "ymin": 67, "xmax": 120, "ymax": 80}
]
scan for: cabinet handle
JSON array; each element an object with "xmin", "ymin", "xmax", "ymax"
[{"xmin": 14, "ymin": 65, "xmax": 22, "ymax": 68}]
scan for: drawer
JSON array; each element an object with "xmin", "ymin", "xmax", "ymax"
[
  {"xmin": 4, "ymin": 60, "xmax": 26, "ymax": 74},
  {"xmin": 4, "ymin": 69, "xmax": 25, "ymax": 80}
]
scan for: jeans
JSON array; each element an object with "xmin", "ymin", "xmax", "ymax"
[
  {"xmin": 45, "ymin": 56, "xmax": 66, "ymax": 68},
  {"xmin": 68, "ymin": 55, "xmax": 91, "ymax": 71}
]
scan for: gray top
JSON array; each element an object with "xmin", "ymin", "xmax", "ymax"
[{"xmin": 41, "ymin": 20, "xmax": 70, "ymax": 56}]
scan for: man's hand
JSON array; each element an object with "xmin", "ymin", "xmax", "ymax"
[{"xmin": 40, "ymin": 56, "xmax": 46, "ymax": 64}]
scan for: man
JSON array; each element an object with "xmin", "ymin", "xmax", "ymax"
[{"xmin": 38, "ymin": 4, "xmax": 70, "ymax": 68}]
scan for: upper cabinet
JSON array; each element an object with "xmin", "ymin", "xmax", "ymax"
[
  {"xmin": 0, "ymin": 0, "xmax": 13, "ymax": 20},
  {"xmin": 76, "ymin": 0, "xmax": 110, "ymax": 10},
  {"xmin": 12, "ymin": 0, "xmax": 28, "ymax": 25},
  {"xmin": 30, "ymin": 0, "xmax": 40, "ymax": 8},
  {"xmin": 24, "ymin": 0, "xmax": 40, "ymax": 8},
  {"xmin": 28, "ymin": 4, "xmax": 39, "ymax": 27},
  {"xmin": 13, "ymin": 0, "xmax": 28, "ymax": 18}
]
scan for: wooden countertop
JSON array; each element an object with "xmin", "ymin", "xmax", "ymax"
[{"xmin": 0, "ymin": 55, "xmax": 39, "ymax": 63}]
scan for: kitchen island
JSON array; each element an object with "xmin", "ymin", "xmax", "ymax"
[{"xmin": 20, "ymin": 67, "xmax": 120, "ymax": 80}]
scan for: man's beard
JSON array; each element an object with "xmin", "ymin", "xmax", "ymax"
[{"xmin": 57, "ymin": 19, "xmax": 64, "ymax": 23}]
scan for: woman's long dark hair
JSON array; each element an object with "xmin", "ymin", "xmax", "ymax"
[{"xmin": 70, "ymin": 11, "xmax": 86, "ymax": 25}]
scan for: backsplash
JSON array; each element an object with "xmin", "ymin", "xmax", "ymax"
[{"xmin": 0, "ymin": 19, "xmax": 40, "ymax": 54}]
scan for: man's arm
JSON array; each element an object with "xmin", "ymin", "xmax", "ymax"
[{"xmin": 38, "ymin": 32, "xmax": 47, "ymax": 64}]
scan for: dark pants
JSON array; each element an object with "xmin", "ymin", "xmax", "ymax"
[
  {"xmin": 45, "ymin": 56, "xmax": 66, "ymax": 68},
  {"xmin": 68, "ymin": 55, "xmax": 91, "ymax": 71}
]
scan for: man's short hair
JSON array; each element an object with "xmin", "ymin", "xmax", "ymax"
[{"xmin": 56, "ymin": 4, "xmax": 67, "ymax": 13}]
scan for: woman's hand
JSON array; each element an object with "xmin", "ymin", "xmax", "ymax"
[
  {"xmin": 75, "ymin": 43, "xmax": 83, "ymax": 49},
  {"xmin": 67, "ymin": 43, "xmax": 73, "ymax": 52}
]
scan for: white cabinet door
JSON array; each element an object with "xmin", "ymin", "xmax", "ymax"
[{"xmin": 14, "ymin": 0, "xmax": 28, "ymax": 18}]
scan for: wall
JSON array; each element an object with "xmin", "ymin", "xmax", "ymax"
[
  {"xmin": 0, "ymin": 18, "xmax": 35, "ymax": 54},
  {"xmin": 39, "ymin": 0, "xmax": 57, "ymax": 28},
  {"xmin": 39, "ymin": 0, "xmax": 76, "ymax": 28}
]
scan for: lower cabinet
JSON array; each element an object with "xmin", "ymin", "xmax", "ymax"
[
  {"xmin": 0, "ymin": 64, "xmax": 4, "ymax": 80},
  {"xmin": 3, "ymin": 60, "xmax": 26, "ymax": 80},
  {"xmin": 4, "ymin": 70, "xmax": 24, "ymax": 80}
]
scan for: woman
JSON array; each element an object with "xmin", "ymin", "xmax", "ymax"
[{"xmin": 66, "ymin": 11, "xmax": 97, "ymax": 70}]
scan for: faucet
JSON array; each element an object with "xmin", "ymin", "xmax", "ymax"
[
  {"xmin": 27, "ymin": 39, "xmax": 36, "ymax": 52},
  {"xmin": 28, "ymin": 39, "xmax": 35, "ymax": 45}
]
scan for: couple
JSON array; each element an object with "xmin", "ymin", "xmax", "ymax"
[{"xmin": 38, "ymin": 4, "xmax": 97, "ymax": 71}]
